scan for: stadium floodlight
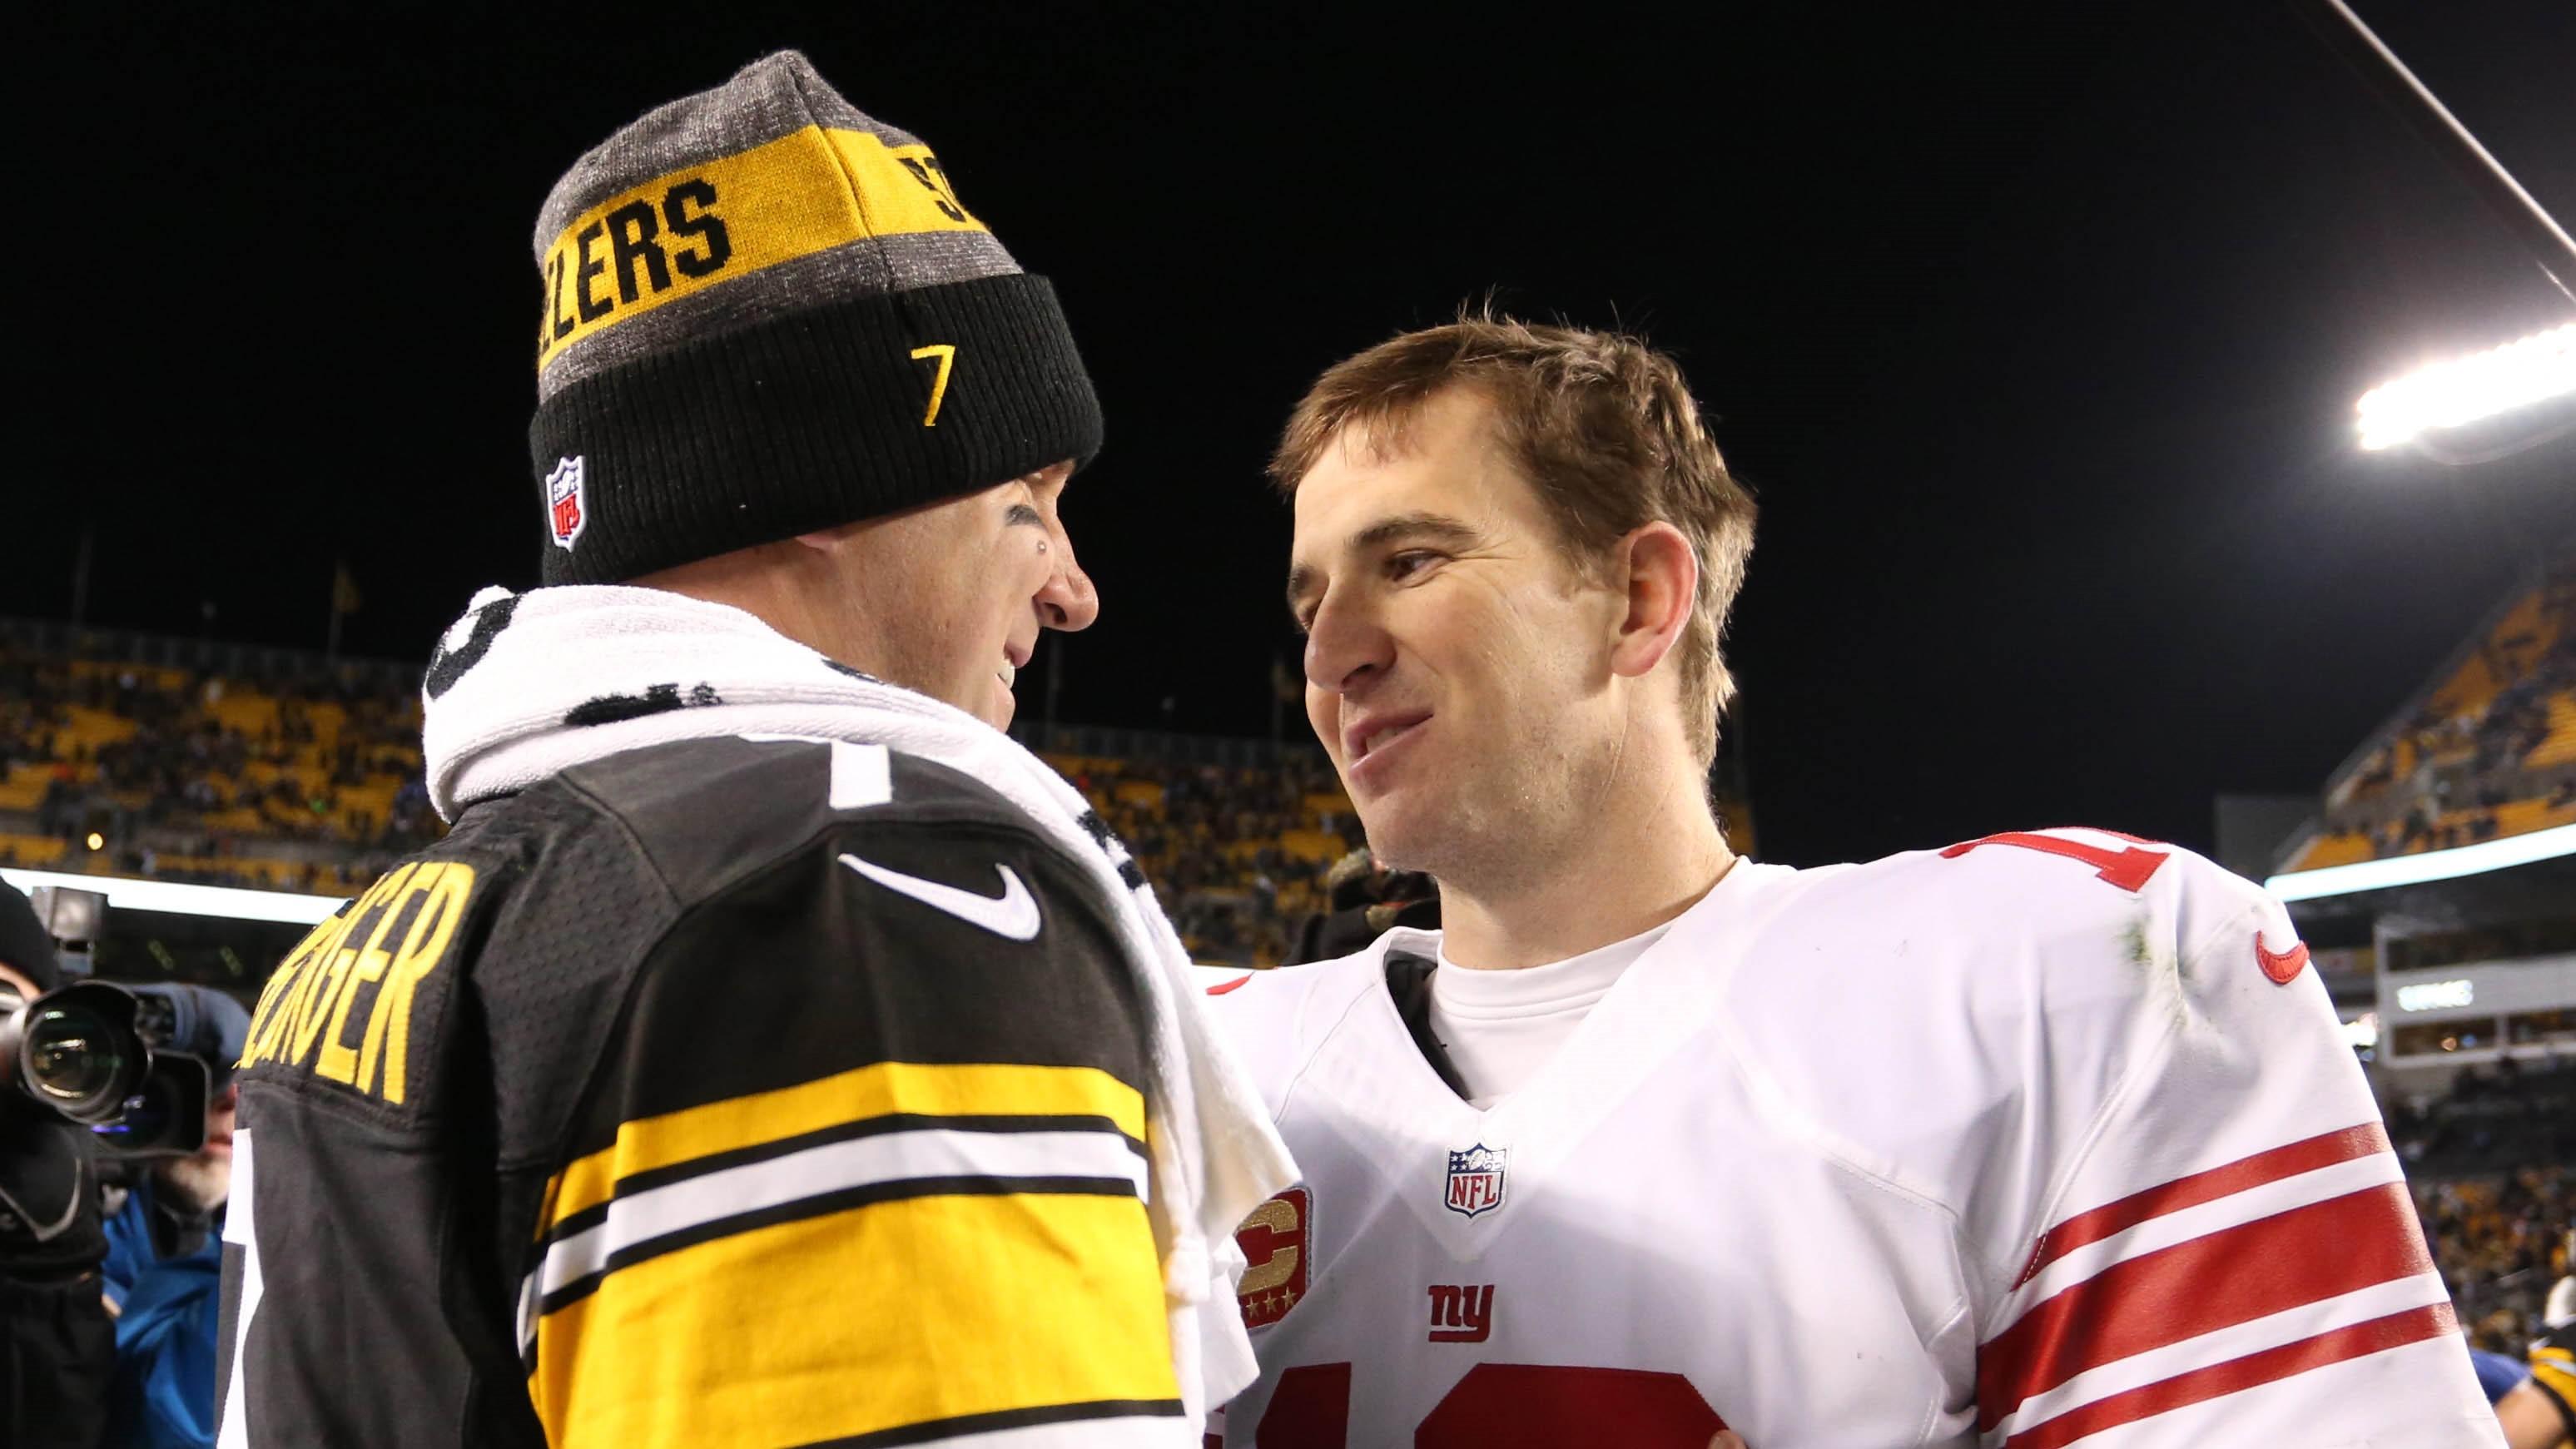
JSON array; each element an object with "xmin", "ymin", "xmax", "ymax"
[
  {"xmin": 2266, "ymin": 820, "xmax": 2576, "ymax": 902},
  {"xmin": 0, "ymin": 866, "xmax": 343, "ymax": 926},
  {"xmin": 2355, "ymin": 321, "xmax": 2576, "ymax": 452}
]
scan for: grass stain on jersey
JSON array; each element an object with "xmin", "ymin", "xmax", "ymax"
[{"xmin": 2122, "ymin": 916, "xmax": 2191, "ymax": 1032}]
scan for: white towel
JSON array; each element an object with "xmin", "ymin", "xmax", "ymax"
[{"xmin": 422, "ymin": 583, "xmax": 1296, "ymax": 1427}]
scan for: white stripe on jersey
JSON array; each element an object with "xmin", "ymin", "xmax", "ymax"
[
  {"xmin": 1984, "ymin": 1273, "xmax": 2455, "ymax": 1444},
  {"xmin": 1974, "ymin": 1119, "xmax": 2459, "ymax": 1447},
  {"xmin": 524, "ymin": 1124, "xmax": 1148, "ymax": 1340},
  {"xmin": 2006, "ymin": 1149, "xmax": 2404, "ymax": 1314},
  {"xmin": 216, "ymin": 1129, "xmax": 261, "ymax": 1449},
  {"xmin": 1993, "ymin": 1335, "xmax": 2494, "ymax": 1449}
]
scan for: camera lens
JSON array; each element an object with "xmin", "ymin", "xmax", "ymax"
[
  {"xmin": 94, "ymin": 1083, "xmax": 171, "ymax": 1144},
  {"xmin": 25, "ymin": 1000, "xmax": 145, "ymax": 1120}
]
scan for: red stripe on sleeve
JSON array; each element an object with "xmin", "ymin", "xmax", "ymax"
[
  {"xmin": 2000, "ymin": 1301, "xmax": 2457, "ymax": 1449},
  {"xmin": 1978, "ymin": 1181, "xmax": 2431, "ymax": 1432},
  {"xmin": 2013, "ymin": 1123, "xmax": 2390, "ymax": 1288}
]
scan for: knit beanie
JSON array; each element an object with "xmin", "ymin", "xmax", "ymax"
[{"xmin": 528, "ymin": 51, "xmax": 1102, "ymax": 585}]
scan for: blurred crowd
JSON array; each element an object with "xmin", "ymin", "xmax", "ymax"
[
  {"xmin": 0, "ymin": 647, "xmax": 445, "ymax": 896},
  {"xmin": 2392, "ymin": 1057, "xmax": 2576, "ymax": 1179},
  {"xmin": 2291, "ymin": 553, "xmax": 2576, "ymax": 874},
  {"xmin": 2419, "ymin": 1166, "xmax": 2574, "ymax": 1357},
  {"xmin": 2347, "ymin": 556, "xmax": 2576, "ymax": 805},
  {"xmin": 2339, "ymin": 555, "xmax": 2576, "ymax": 833},
  {"xmin": 1053, "ymin": 751, "xmax": 1356, "ymax": 964},
  {"xmin": 1, "ymin": 638, "xmax": 1367, "ymax": 957}
]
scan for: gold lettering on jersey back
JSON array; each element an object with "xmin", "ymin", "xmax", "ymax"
[
  {"xmin": 245, "ymin": 907, "xmax": 360, "ymax": 1068},
  {"xmin": 236, "ymin": 861, "xmax": 477, "ymax": 1105},
  {"xmin": 315, "ymin": 863, "xmax": 421, "ymax": 1084},
  {"xmin": 242, "ymin": 911, "xmax": 340, "ymax": 1067},
  {"xmin": 365, "ymin": 862, "xmax": 474, "ymax": 1104},
  {"xmin": 290, "ymin": 868, "xmax": 411, "ymax": 1067}
]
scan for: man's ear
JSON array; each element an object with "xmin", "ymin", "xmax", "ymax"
[{"xmin": 1607, "ymin": 521, "xmax": 1698, "ymax": 681}]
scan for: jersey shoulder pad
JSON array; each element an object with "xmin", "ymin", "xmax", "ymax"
[
  {"xmin": 558, "ymin": 734, "xmax": 1056, "ymax": 906},
  {"xmin": 1717, "ymin": 829, "xmax": 2283, "ymax": 1212},
  {"xmin": 1191, "ymin": 945, "xmax": 1391, "ymax": 1118}
]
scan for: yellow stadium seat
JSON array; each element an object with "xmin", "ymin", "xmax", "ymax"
[
  {"xmin": 206, "ymin": 687, "xmax": 280, "ymax": 737},
  {"xmin": 2288, "ymin": 831, "xmax": 2375, "ymax": 872},
  {"xmin": 0, "ymin": 763, "xmax": 57, "ymax": 812},
  {"xmin": 61, "ymin": 707, "xmax": 138, "ymax": 752},
  {"xmin": 1278, "ymin": 829, "xmax": 1347, "ymax": 865},
  {"xmin": 0, "ymin": 833, "xmax": 68, "ymax": 866},
  {"xmin": 2526, "ymin": 692, "xmax": 2576, "ymax": 769}
]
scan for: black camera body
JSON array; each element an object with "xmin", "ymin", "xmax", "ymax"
[{"xmin": 0, "ymin": 980, "xmax": 212, "ymax": 1158}]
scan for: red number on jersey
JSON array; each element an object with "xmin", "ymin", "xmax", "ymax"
[
  {"xmin": 1255, "ymin": 1364, "xmax": 1351, "ymax": 1448},
  {"xmin": 1938, "ymin": 829, "xmax": 2170, "ymax": 893},
  {"xmin": 1254, "ymin": 1362, "xmax": 1727, "ymax": 1448}
]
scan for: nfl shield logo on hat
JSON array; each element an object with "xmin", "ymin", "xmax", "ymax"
[
  {"xmin": 547, "ymin": 456, "xmax": 587, "ymax": 551},
  {"xmin": 1444, "ymin": 1144, "xmax": 1507, "ymax": 1219}
]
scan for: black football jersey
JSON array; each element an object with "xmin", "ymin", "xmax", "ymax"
[{"xmin": 218, "ymin": 736, "xmax": 1182, "ymax": 1447}]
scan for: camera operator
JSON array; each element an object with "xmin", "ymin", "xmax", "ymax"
[
  {"xmin": 1, "ymin": 881, "xmax": 113, "ymax": 1449},
  {"xmin": 97, "ymin": 985, "xmax": 246, "ymax": 1449},
  {"xmin": 1293, "ymin": 848, "xmax": 1441, "ymax": 964}
]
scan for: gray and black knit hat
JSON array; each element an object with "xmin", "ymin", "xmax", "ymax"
[{"xmin": 527, "ymin": 51, "xmax": 1101, "ymax": 585}]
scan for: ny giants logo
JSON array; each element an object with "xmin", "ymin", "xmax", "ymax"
[
  {"xmin": 547, "ymin": 456, "xmax": 587, "ymax": 551},
  {"xmin": 1427, "ymin": 1283, "xmax": 1496, "ymax": 1343},
  {"xmin": 1445, "ymin": 1144, "xmax": 1507, "ymax": 1219}
]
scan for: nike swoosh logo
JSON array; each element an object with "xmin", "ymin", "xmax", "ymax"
[
  {"xmin": 838, "ymin": 854, "xmax": 1041, "ymax": 941},
  {"xmin": 2255, "ymin": 930, "xmax": 2310, "ymax": 985}
]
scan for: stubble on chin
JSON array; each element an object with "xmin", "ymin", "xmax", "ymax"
[
  {"xmin": 1374, "ymin": 736, "xmax": 1596, "ymax": 900},
  {"xmin": 153, "ymin": 1154, "xmax": 232, "ymax": 1214}
]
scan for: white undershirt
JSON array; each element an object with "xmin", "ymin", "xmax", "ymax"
[{"xmin": 1428, "ymin": 919, "xmax": 1675, "ymax": 1108}]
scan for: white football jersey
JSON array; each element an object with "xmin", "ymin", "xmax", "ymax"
[{"xmin": 1195, "ymin": 829, "xmax": 2500, "ymax": 1449}]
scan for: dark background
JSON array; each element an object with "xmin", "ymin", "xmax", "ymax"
[{"xmin": 16, "ymin": 1, "xmax": 2575, "ymax": 867}]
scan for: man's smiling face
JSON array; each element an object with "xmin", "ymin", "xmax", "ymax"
[
  {"xmin": 1288, "ymin": 386, "xmax": 1628, "ymax": 882},
  {"xmin": 808, "ymin": 460, "xmax": 1099, "ymax": 728}
]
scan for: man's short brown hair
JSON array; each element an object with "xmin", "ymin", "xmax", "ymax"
[{"xmin": 1270, "ymin": 312, "xmax": 1757, "ymax": 770}]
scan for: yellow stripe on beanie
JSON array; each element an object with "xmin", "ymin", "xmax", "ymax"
[{"xmin": 536, "ymin": 127, "xmax": 988, "ymax": 375}]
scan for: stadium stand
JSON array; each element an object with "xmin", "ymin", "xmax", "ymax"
[
  {"xmin": 1025, "ymin": 726, "xmax": 1357, "ymax": 965},
  {"xmin": 0, "ymin": 620, "xmax": 1357, "ymax": 963},
  {"xmin": 2269, "ymin": 542, "xmax": 2576, "ymax": 1374},
  {"xmin": 1, "ymin": 629, "xmax": 430, "ymax": 897},
  {"xmin": 2281, "ymin": 544, "xmax": 2576, "ymax": 872},
  {"xmin": 2415, "ymin": 1159, "xmax": 2574, "ymax": 1357}
]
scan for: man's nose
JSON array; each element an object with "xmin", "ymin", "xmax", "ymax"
[
  {"xmin": 1038, "ymin": 539, "xmax": 1099, "ymax": 632},
  {"xmin": 1303, "ymin": 591, "xmax": 1391, "ymax": 696}
]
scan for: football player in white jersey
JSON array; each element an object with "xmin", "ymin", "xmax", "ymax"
[{"xmin": 1195, "ymin": 314, "xmax": 2501, "ymax": 1448}]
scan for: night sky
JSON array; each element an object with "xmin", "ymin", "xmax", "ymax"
[{"xmin": 17, "ymin": 2, "xmax": 2576, "ymax": 868}]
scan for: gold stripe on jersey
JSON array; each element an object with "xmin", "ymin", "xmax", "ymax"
[
  {"xmin": 2532, "ymin": 1343, "xmax": 2576, "ymax": 1416},
  {"xmin": 529, "ymin": 1188, "xmax": 1176, "ymax": 1449},
  {"xmin": 540, "ymin": 1059, "xmax": 1147, "ymax": 1235}
]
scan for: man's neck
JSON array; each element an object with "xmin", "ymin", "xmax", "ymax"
[{"xmin": 1435, "ymin": 768, "xmax": 1735, "ymax": 971}]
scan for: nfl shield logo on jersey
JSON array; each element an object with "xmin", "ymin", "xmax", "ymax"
[
  {"xmin": 1444, "ymin": 1144, "xmax": 1508, "ymax": 1219},
  {"xmin": 546, "ymin": 455, "xmax": 587, "ymax": 551}
]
